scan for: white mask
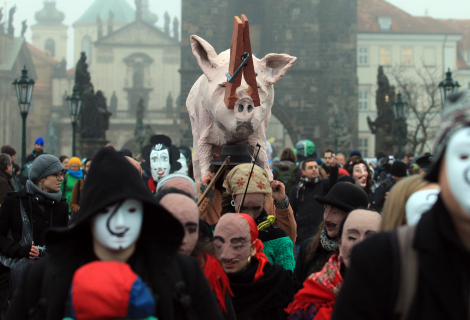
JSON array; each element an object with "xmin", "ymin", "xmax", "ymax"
[
  {"xmin": 150, "ymin": 145, "xmax": 171, "ymax": 182},
  {"xmin": 175, "ymin": 153, "xmax": 188, "ymax": 175},
  {"xmin": 92, "ymin": 199, "xmax": 143, "ymax": 251},
  {"xmin": 405, "ymin": 189, "xmax": 440, "ymax": 225},
  {"xmin": 446, "ymin": 127, "xmax": 470, "ymax": 215}
]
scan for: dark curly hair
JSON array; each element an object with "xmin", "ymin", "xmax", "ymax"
[{"xmin": 344, "ymin": 158, "xmax": 373, "ymax": 195}]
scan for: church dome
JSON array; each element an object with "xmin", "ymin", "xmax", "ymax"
[
  {"xmin": 74, "ymin": 0, "xmax": 134, "ymax": 24},
  {"xmin": 35, "ymin": 0, "xmax": 65, "ymax": 26}
]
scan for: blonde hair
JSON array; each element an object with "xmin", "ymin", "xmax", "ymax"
[{"xmin": 380, "ymin": 175, "xmax": 429, "ymax": 232}]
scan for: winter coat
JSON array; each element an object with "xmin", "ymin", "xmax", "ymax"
[
  {"xmin": 24, "ymin": 150, "xmax": 44, "ymax": 165},
  {"xmin": 273, "ymin": 161, "xmax": 302, "ymax": 196},
  {"xmin": 60, "ymin": 172, "xmax": 81, "ymax": 209},
  {"xmin": 289, "ymin": 166, "xmax": 338, "ymax": 244},
  {"xmin": 294, "ymin": 238, "xmax": 337, "ymax": 282},
  {"xmin": 227, "ymin": 257, "xmax": 301, "ymax": 320},
  {"xmin": 0, "ymin": 170, "xmax": 14, "ymax": 205},
  {"xmin": 70, "ymin": 178, "xmax": 84, "ymax": 214},
  {"xmin": 332, "ymin": 196, "xmax": 470, "ymax": 320},
  {"xmin": 197, "ymin": 184, "xmax": 297, "ymax": 244},
  {"xmin": 6, "ymin": 148, "xmax": 223, "ymax": 320},
  {"xmin": 0, "ymin": 189, "xmax": 69, "ymax": 258}
]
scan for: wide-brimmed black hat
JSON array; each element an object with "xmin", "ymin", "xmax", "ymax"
[
  {"xmin": 210, "ymin": 144, "xmax": 253, "ymax": 166},
  {"xmin": 416, "ymin": 153, "xmax": 433, "ymax": 171},
  {"xmin": 314, "ymin": 182, "xmax": 369, "ymax": 212}
]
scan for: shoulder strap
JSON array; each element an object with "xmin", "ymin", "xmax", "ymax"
[{"xmin": 394, "ymin": 224, "xmax": 418, "ymax": 320}]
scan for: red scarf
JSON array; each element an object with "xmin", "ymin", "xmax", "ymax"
[
  {"xmin": 285, "ymin": 254, "xmax": 343, "ymax": 320},
  {"xmin": 148, "ymin": 178, "xmax": 156, "ymax": 193},
  {"xmin": 199, "ymin": 253, "xmax": 234, "ymax": 313}
]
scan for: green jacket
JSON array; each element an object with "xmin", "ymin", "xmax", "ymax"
[{"xmin": 61, "ymin": 173, "xmax": 81, "ymax": 209}]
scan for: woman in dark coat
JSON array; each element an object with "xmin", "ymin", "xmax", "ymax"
[
  {"xmin": 6, "ymin": 148, "xmax": 223, "ymax": 320},
  {"xmin": 214, "ymin": 213, "xmax": 301, "ymax": 320}
]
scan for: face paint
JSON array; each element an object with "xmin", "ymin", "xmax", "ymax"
[
  {"xmin": 405, "ymin": 189, "xmax": 440, "ymax": 225},
  {"xmin": 92, "ymin": 199, "xmax": 143, "ymax": 251},
  {"xmin": 353, "ymin": 163, "xmax": 368, "ymax": 189},
  {"xmin": 175, "ymin": 152, "xmax": 189, "ymax": 175},
  {"xmin": 445, "ymin": 127, "xmax": 470, "ymax": 215},
  {"xmin": 150, "ymin": 144, "xmax": 171, "ymax": 182},
  {"xmin": 213, "ymin": 214, "xmax": 252, "ymax": 273}
]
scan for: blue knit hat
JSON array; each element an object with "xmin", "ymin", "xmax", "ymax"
[
  {"xmin": 35, "ymin": 137, "xmax": 44, "ymax": 146},
  {"xmin": 349, "ymin": 150, "xmax": 362, "ymax": 158}
]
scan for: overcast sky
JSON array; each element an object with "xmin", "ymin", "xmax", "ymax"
[{"xmin": 2, "ymin": 0, "xmax": 469, "ymax": 68}]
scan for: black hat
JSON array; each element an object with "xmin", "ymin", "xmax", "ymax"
[
  {"xmin": 141, "ymin": 135, "xmax": 182, "ymax": 172},
  {"xmin": 210, "ymin": 144, "xmax": 253, "ymax": 166},
  {"xmin": 416, "ymin": 153, "xmax": 433, "ymax": 171},
  {"xmin": 391, "ymin": 160, "xmax": 407, "ymax": 178},
  {"xmin": 314, "ymin": 182, "xmax": 369, "ymax": 212}
]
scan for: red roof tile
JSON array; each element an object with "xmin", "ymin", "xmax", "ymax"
[
  {"xmin": 358, "ymin": 0, "xmax": 460, "ymax": 34},
  {"xmin": 440, "ymin": 20, "xmax": 470, "ymax": 50},
  {"xmin": 27, "ymin": 43, "xmax": 59, "ymax": 64}
]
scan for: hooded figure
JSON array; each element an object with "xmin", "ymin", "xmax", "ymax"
[{"xmin": 6, "ymin": 148, "xmax": 223, "ymax": 320}]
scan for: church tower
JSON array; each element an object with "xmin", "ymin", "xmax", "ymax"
[{"xmin": 31, "ymin": 0, "xmax": 68, "ymax": 61}]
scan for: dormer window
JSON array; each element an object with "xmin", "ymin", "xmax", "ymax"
[{"xmin": 378, "ymin": 17, "xmax": 392, "ymax": 31}]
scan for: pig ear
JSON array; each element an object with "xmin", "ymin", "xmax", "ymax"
[
  {"xmin": 257, "ymin": 54, "xmax": 297, "ymax": 85},
  {"xmin": 190, "ymin": 35, "xmax": 219, "ymax": 77}
]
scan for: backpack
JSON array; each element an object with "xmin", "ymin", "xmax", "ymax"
[{"xmin": 274, "ymin": 164, "xmax": 297, "ymax": 196}]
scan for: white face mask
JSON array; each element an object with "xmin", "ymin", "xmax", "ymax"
[
  {"xmin": 175, "ymin": 153, "xmax": 188, "ymax": 175},
  {"xmin": 446, "ymin": 127, "xmax": 470, "ymax": 216},
  {"xmin": 92, "ymin": 199, "xmax": 143, "ymax": 251},
  {"xmin": 150, "ymin": 145, "xmax": 171, "ymax": 182},
  {"xmin": 405, "ymin": 189, "xmax": 440, "ymax": 225}
]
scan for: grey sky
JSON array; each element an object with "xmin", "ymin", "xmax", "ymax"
[{"xmin": 2, "ymin": 0, "xmax": 469, "ymax": 68}]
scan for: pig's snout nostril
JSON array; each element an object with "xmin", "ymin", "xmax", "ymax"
[
  {"xmin": 247, "ymin": 105, "xmax": 253, "ymax": 113},
  {"xmin": 238, "ymin": 105, "xmax": 244, "ymax": 112}
]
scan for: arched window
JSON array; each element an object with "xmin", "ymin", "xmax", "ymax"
[
  {"xmin": 45, "ymin": 39, "xmax": 55, "ymax": 57},
  {"xmin": 133, "ymin": 62, "xmax": 144, "ymax": 88},
  {"xmin": 81, "ymin": 36, "xmax": 92, "ymax": 62}
]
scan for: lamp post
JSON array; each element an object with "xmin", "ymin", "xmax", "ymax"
[
  {"xmin": 12, "ymin": 66, "xmax": 35, "ymax": 165},
  {"xmin": 439, "ymin": 68, "xmax": 460, "ymax": 107},
  {"xmin": 66, "ymin": 86, "xmax": 82, "ymax": 156},
  {"xmin": 136, "ymin": 122, "xmax": 146, "ymax": 151},
  {"xmin": 393, "ymin": 92, "xmax": 407, "ymax": 160},
  {"xmin": 332, "ymin": 118, "xmax": 341, "ymax": 152}
]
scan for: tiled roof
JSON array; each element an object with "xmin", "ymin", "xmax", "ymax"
[
  {"xmin": 0, "ymin": 37, "xmax": 24, "ymax": 71},
  {"xmin": 440, "ymin": 20, "xmax": 470, "ymax": 50},
  {"xmin": 27, "ymin": 43, "xmax": 59, "ymax": 64},
  {"xmin": 457, "ymin": 53, "xmax": 469, "ymax": 69},
  {"xmin": 358, "ymin": 0, "xmax": 460, "ymax": 34}
]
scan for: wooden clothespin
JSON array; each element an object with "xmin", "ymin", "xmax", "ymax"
[{"xmin": 224, "ymin": 14, "xmax": 260, "ymax": 109}]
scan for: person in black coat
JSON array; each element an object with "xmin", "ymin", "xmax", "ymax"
[
  {"xmin": 289, "ymin": 158, "xmax": 338, "ymax": 254},
  {"xmin": 333, "ymin": 91, "xmax": 470, "ymax": 320},
  {"xmin": 6, "ymin": 148, "xmax": 223, "ymax": 320}
]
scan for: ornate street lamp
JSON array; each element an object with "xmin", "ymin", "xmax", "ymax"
[
  {"xmin": 332, "ymin": 118, "xmax": 341, "ymax": 152},
  {"xmin": 66, "ymin": 86, "xmax": 82, "ymax": 156},
  {"xmin": 136, "ymin": 122, "xmax": 146, "ymax": 151},
  {"xmin": 393, "ymin": 92, "xmax": 408, "ymax": 159},
  {"xmin": 12, "ymin": 66, "xmax": 35, "ymax": 165},
  {"xmin": 439, "ymin": 68, "xmax": 460, "ymax": 107}
]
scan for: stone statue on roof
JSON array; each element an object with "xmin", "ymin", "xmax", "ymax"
[
  {"xmin": 7, "ymin": 5, "xmax": 16, "ymax": 37},
  {"xmin": 173, "ymin": 17, "xmax": 179, "ymax": 41},
  {"xmin": 0, "ymin": 8, "xmax": 3, "ymax": 23},
  {"xmin": 21, "ymin": 20, "xmax": 27, "ymax": 37},
  {"xmin": 97, "ymin": 14, "xmax": 103, "ymax": 39},
  {"xmin": 107, "ymin": 10, "xmax": 114, "ymax": 35},
  {"xmin": 164, "ymin": 12, "xmax": 170, "ymax": 35}
]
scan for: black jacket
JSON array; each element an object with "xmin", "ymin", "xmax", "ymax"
[
  {"xmin": 227, "ymin": 258, "xmax": 301, "ymax": 320},
  {"xmin": 0, "ymin": 189, "xmax": 68, "ymax": 258},
  {"xmin": 24, "ymin": 150, "xmax": 44, "ymax": 165},
  {"xmin": 333, "ymin": 196, "xmax": 470, "ymax": 320},
  {"xmin": 0, "ymin": 170, "xmax": 13, "ymax": 205},
  {"xmin": 6, "ymin": 148, "xmax": 223, "ymax": 320},
  {"xmin": 289, "ymin": 166, "xmax": 338, "ymax": 244},
  {"xmin": 294, "ymin": 237, "xmax": 337, "ymax": 282}
]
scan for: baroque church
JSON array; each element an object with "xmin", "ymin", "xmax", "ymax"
[{"xmin": 30, "ymin": 0, "xmax": 181, "ymax": 156}]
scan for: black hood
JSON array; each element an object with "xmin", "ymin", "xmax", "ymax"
[{"xmin": 46, "ymin": 148, "xmax": 184, "ymax": 268}]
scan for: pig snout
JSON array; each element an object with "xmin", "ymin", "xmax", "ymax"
[{"xmin": 235, "ymin": 101, "xmax": 255, "ymax": 121}]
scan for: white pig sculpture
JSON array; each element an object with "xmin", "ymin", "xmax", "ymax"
[{"xmin": 187, "ymin": 35, "xmax": 297, "ymax": 183}]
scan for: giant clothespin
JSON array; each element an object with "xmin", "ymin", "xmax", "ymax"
[{"xmin": 224, "ymin": 14, "xmax": 260, "ymax": 109}]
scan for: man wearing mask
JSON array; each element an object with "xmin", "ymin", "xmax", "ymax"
[{"xmin": 333, "ymin": 91, "xmax": 470, "ymax": 320}]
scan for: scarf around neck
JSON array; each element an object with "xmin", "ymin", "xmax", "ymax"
[
  {"xmin": 26, "ymin": 179, "xmax": 63, "ymax": 202},
  {"xmin": 297, "ymin": 175, "xmax": 321, "ymax": 201},
  {"xmin": 68, "ymin": 169, "xmax": 83, "ymax": 179},
  {"xmin": 320, "ymin": 227, "xmax": 339, "ymax": 252}
]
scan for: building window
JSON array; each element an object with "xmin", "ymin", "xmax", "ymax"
[
  {"xmin": 380, "ymin": 47, "xmax": 391, "ymax": 66},
  {"xmin": 378, "ymin": 17, "xmax": 392, "ymax": 31},
  {"xmin": 358, "ymin": 138, "xmax": 369, "ymax": 158},
  {"xmin": 423, "ymin": 47, "xmax": 436, "ymax": 66},
  {"xmin": 402, "ymin": 48, "xmax": 413, "ymax": 65},
  {"xmin": 359, "ymin": 90, "xmax": 368, "ymax": 110},
  {"xmin": 358, "ymin": 47, "xmax": 369, "ymax": 66},
  {"xmin": 133, "ymin": 62, "xmax": 144, "ymax": 88},
  {"xmin": 45, "ymin": 39, "xmax": 55, "ymax": 57},
  {"xmin": 81, "ymin": 36, "xmax": 92, "ymax": 62}
]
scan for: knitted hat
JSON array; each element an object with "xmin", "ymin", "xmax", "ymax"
[
  {"xmin": 29, "ymin": 154, "xmax": 64, "ymax": 182},
  {"xmin": 425, "ymin": 91, "xmax": 470, "ymax": 182},
  {"xmin": 35, "ymin": 137, "xmax": 44, "ymax": 146},
  {"xmin": 223, "ymin": 163, "xmax": 272, "ymax": 197},
  {"xmin": 0, "ymin": 145, "xmax": 16, "ymax": 157},
  {"xmin": 155, "ymin": 173, "xmax": 197, "ymax": 200},
  {"xmin": 391, "ymin": 160, "xmax": 407, "ymax": 178},
  {"xmin": 69, "ymin": 157, "xmax": 82, "ymax": 167},
  {"xmin": 69, "ymin": 261, "xmax": 155, "ymax": 320},
  {"xmin": 349, "ymin": 150, "xmax": 362, "ymax": 158}
]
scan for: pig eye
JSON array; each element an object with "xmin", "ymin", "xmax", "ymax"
[
  {"xmin": 219, "ymin": 83, "xmax": 227, "ymax": 88},
  {"xmin": 247, "ymin": 105, "xmax": 253, "ymax": 113},
  {"xmin": 238, "ymin": 105, "xmax": 244, "ymax": 112}
]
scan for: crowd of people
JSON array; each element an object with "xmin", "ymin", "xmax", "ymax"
[{"xmin": 0, "ymin": 91, "xmax": 468, "ymax": 319}]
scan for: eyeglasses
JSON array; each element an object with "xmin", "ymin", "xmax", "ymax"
[{"xmin": 51, "ymin": 170, "xmax": 66, "ymax": 180}]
